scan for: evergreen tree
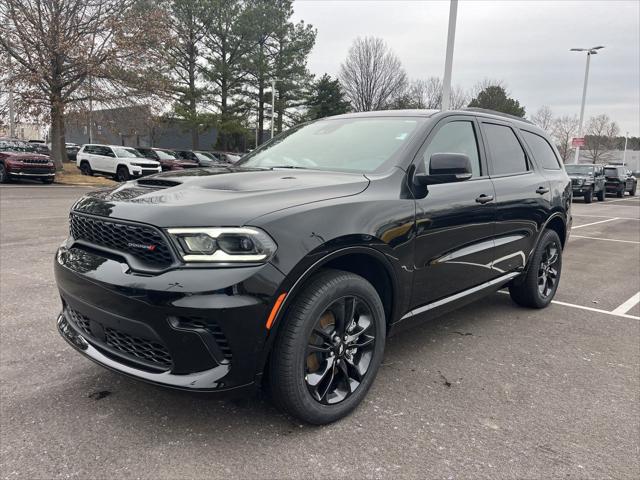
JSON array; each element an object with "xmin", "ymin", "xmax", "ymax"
[
  {"xmin": 468, "ymin": 85, "xmax": 526, "ymax": 117},
  {"xmin": 307, "ymin": 74, "xmax": 351, "ymax": 120}
]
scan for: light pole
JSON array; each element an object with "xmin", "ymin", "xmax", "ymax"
[
  {"xmin": 570, "ymin": 45, "xmax": 604, "ymax": 164},
  {"xmin": 622, "ymin": 131, "xmax": 628, "ymax": 166},
  {"xmin": 270, "ymin": 79, "xmax": 281, "ymax": 139},
  {"xmin": 441, "ymin": 0, "xmax": 458, "ymax": 111}
]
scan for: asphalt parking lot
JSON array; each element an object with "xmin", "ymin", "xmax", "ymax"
[{"xmin": 1, "ymin": 184, "xmax": 639, "ymax": 479}]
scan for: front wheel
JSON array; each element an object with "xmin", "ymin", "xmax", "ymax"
[
  {"xmin": 509, "ymin": 229, "xmax": 562, "ymax": 309},
  {"xmin": 0, "ymin": 164, "xmax": 10, "ymax": 184},
  {"xmin": 41, "ymin": 177, "xmax": 55, "ymax": 184},
  {"xmin": 116, "ymin": 166, "xmax": 130, "ymax": 182},
  {"xmin": 617, "ymin": 186, "xmax": 624, "ymax": 198},
  {"xmin": 597, "ymin": 188, "xmax": 605, "ymax": 201},
  {"xmin": 268, "ymin": 269, "xmax": 386, "ymax": 424},
  {"xmin": 584, "ymin": 188, "xmax": 593, "ymax": 203},
  {"xmin": 629, "ymin": 182, "xmax": 636, "ymax": 196}
]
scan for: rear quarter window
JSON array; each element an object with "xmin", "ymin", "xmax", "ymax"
[
  {"xmin": 482, "ymin": 123, "xmax": 529, "ymax": 175},
  {"xmin": 521, "ymin": 131, "xmax": 561, "ymax": 170}
]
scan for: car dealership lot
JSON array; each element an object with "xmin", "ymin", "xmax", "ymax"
[{"xmin": 1, "ymin": 185, "xmax": 638, "ymax": 479}]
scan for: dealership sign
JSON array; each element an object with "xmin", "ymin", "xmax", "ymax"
[{"xmin": 572, "ymin": 137, "xmax": 585, "ymax": 147}]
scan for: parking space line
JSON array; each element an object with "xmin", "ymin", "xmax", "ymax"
[
  {"xmin": 612, "ymin": 292, "xmax": 640, "ymax": 315},
  {"xmin": 573, "ymin": 214, "xmax": 640, "ymax": 221},
  {"xmin": 602, "ymin": 197, "xmax": 640, "ymax": 203},
  {"xmin": 497, "ymin": 291, "xmax": 640, "ymax": 320},
  {"xmin": 570, "ymin": 235, "xmax": 640, "ymax": 245},
  {"xmin": 571, "ymin": 217, "xmax": 620, "ymax": 229}
]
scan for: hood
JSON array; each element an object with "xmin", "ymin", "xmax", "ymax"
[
  {"xmin": 568, "ymin": 173, "xmax": 591, "ymax": 180},
  {"xmin": 72, "ymin": 166, "xmax": 370, "ymax": 227},
  {"xmin": 2, "ymin": 151, "xmax": 50, "ymax": 160}
]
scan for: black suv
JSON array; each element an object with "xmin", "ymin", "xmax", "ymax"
[
  {"xmin": 565, "ymin": 163, "xmax": 606, "ymax": 202},
  {"xmin": 604, "ymin": 165, "xmax": 637, "ymax": 197},
  {"xmin": 54, "ymin": 110, "xmax": 571, "ymax": 424}
]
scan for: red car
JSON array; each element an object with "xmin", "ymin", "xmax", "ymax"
[
  {"xmin": 0, "ymin": 138, "xmax": 56, "ymax": 184},
  {"xmin": 135, "ymin": 147, "xmax": 199, "ymax": 171}
]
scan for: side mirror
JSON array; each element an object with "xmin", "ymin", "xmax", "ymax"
[{"xmin": 414, "ymin": 153, "xmax": 473, "ymax": 186}]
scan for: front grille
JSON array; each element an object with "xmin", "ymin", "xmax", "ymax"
[
  {"xmin": 23, "ymin": 158, "xmax": 49, "ymax": 164},
  {"xmin": 66, "ymin": 307, "xmax": 172, "ymax": 370},
  {"xmin": 177, "ymin": 317, "xmax": 232, "ymax": 361},
  {"xmin": 69, "ymin": 212, "xmax": 174, "ymax": 269},
  {"xmin": 22, "ymin": 168, "xmax": 52, "ymax": 175}
]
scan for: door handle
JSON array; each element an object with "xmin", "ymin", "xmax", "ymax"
[
  {"xmin": 536, "ymin": 186, "xmax": 550, "ymax": 195},
  {"xmin": 475, "ymin": 194, "xmax": 494, "ymax": 204}
]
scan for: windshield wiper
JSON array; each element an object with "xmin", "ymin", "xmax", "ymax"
[{"xmin": 269, "ymin": 165, "xmax": 307, "ymax": 170}]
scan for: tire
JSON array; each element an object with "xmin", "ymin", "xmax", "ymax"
[
  {"xmin": 41, "ymin": 177, "xmax": 55, "ymax": 184},
  {"xmin": 584, "ymin": 187, "xmax": 593, "ymax": 203},
  {"xmin": 0, "ymin": 164, "xmax": 11, "ymax": 184},
  {"xmin": 629, "ymin": 182, "xmax": 636, "ymax": 196},
  {"xmin": 116, "ymin": 166, "xmax": 130, "ymax": 182},
  {"xmin": 597, "ymin": 187, "xmax": 605, "ymax": 201},
  {"xmin": 617, "ymin": 186, "xmax": 624, "ymax": 198},
  {"xmin": 79, "ymin": 161, "xmax": 93, "ymax": 176},
  {"xmin": 268, "ymin": 269, "xmax": 386, "ymax": 425},
  {"xmin": 509, "ymin": 229, "xmax": 562, "ymax": 309}
]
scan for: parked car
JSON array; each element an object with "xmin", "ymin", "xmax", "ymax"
[
  {"xmin": 54, "ymin": 109, "xmax": 571, "ymax": 424},
  {"xmin": 0, "ymin": 138, "xmax": 56, "ymax": 184},
  {"xmin": 66, "ymin": 143, "xmax": 80, "ymax": 161},
  {"xmin": 565, "ymin": 164, "xmax": 606, "ymax": 203},
  {"xmin": 76, "ymin": 144, "xmax": 161, "ymax": 181},
  {"xmin": 135, "ymin": 147, "xmax": 199, "ymax": 171},
  {"xmin": 174, "ymin": 149, "xmax": 222, "ymax": 166},
  {"xmin": 211, "ymin": 151, "xmax": 242, "ymax": 163},
  {"xmin": 604, "ymin": 165, "xmax": 637, "ymax": 197}
]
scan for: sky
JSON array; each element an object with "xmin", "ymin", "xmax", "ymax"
[{"xmin": 292, "ymin": 0, "xmax": 640, "ymax": 136}]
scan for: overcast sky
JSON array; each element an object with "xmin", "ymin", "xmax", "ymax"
[{"xmin": 292, "ymin": 0, "xmax": 640, "ymax": 136}]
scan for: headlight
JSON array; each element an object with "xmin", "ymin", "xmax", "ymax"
[{"xmin": 167, "ymin": 227, "xmax": 277, "ymax": 263}]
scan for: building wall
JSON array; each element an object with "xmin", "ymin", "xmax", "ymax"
[
  {"xmin": 0, "ymin": 123, "xmax": 47, "ymax": 141},
  {"xmin": 578, "ymin": 149, "xmax": 640, "ymax": 172}
]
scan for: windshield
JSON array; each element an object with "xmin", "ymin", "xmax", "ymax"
[
  {"xmin": 565, "ymin": 165, "xmax": 594, "ymax": 174},
  {"xmin": 113, "ymin": 147, "xmax": 145, "ymax": 158},
  {"xmin": 0, "ymin": 139, "xmax": 37, "ymax": 153},
  {"xmin": 155, "ymin": 149, "xmax": 178, "ymax": 160},
  {"xmin": 238, "ymin": 117, "xmax": 424, "ymax": 173},
  {"xmin": 604, "ymin": 167, "xmax": 621, "ymax": 176},
  {"xmin": 194, "ymin": 152, "xmax": 215, "ymax": 162}
]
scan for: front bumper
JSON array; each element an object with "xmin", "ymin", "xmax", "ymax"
[
  {"xmin": 605, "ymin": 182, "xmax": 624, "ymax": 192},
  {"xmin": 55, "ymin": 244, "xmax": 285, "ymax": 392}
]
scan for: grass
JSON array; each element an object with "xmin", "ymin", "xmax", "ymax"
[{"xmin": 54, "ymin": 164, "xmax": 116, "ymax": 187}]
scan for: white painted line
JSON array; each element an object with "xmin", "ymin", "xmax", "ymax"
[
  {"xmin": 603, "ymin": 197, "xmax": 640, "ymax": 203},
  {"xmin": 571, "ymin": 217, "xmax": 619, "ymax": 229},
  {"xmin": 497, "ymin": 291, "xmax": 640, "ymax": 320},
  {"xmin": 573, "ymin": 214, "xmax": 640, "ymax": 221},
  {"xmin": 612, "ymin": 292, "xmax": 640, "ymax": 315},
  {"xmin": 570, "ymin": 235, "xmax": 640, "ymax": 245}
]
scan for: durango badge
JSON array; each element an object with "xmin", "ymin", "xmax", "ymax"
[{"xmin": 127, "ymin": 242, "xmax": 157, "ymax": 252}]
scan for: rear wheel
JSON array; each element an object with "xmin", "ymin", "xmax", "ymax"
[
  {"xmin": 268, "ymin": 269, "xmax": 386, "ymax": 424},
  {"xmin": 79, "ymin": 161, "xmax": 93, "ymax": 176},
  {"xmin": 116, "ymin": 166, "xmax": 130, "ymax": 182},
  {"xmin": 597, "ymin": 187, "xmax": 605, "ymax": 201},
  {"xmin": 509, "ymin": 229, "xmax": 562, "ymax": 309},
  {"xmin": 629, "ymin": 182, "xmax": 636, "ymax": 196},
  {"xmin": 0, "ymin": 164, "xmax": 10, "ymax": 184},
  {"xmin": 584, "ymin": 188, "xmax": 593, "ymax": 203}
]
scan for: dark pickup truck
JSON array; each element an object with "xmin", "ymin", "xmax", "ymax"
[{"xmin": 604, "ymin": 165, "xmax": 637, "ymax": 197}]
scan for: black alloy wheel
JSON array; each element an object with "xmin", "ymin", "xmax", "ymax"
[
  {"xmin": 80, "ymin": 162, "xmax": 93, "ymax": 176},
  {"xmin": 269, "ymin": 269, "xmax": 385, "ymax": 424},
  {"xmin": 537, "ymin": 241, "xmax": 560, "ymax": 299},
  {"xmin": 305, "ymin": 296, "xmax": 376, "ymax": 405},
  {"xmin": 116, "ymin": 166, "xmax": 129, "ymax": 182},
  {"xmin": 509, "ymin": 229, "xmax": 562, "ymax": 309}
]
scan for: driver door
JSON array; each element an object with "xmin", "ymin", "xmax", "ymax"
[{"xmin": 410, "ymin": 116, "xmax": 498, "ymax": 309}]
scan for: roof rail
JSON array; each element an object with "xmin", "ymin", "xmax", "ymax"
[{"xmin": 463, "ymin": 108, "xmax": 534, "ymax": 125}]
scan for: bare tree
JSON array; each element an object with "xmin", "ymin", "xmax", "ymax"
[
  {"xmin": 552, "ymin": 115, "xmax": 579, "ymax": 163},
  {"xmin": 0, "ymin": 0, "xmax": 169, "ymax": 169},
  {"xmin": 339, "ymin": 37, "xmax": 407, "ymax": 111},
  {"xmin": 584, "ymin": 114, "xmax": 620, "ymax": 164},
  {"xmin": 530, "ymin": 105, "xmax": 554, "ymax": 132}
]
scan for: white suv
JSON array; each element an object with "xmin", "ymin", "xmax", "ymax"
[{"xmin": 77, "ymin": 144, "xmax": 161, "ymax": 181}]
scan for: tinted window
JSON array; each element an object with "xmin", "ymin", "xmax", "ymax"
[
  {"xmin": 522, "ymin": 131, "xmax": 560, "ymax": 170},
  {"xmin": 422, "ymin": 121, "xmax": 481, "ymax": 177},
  {"xmin": 483, "ymin": 123, "xmax": 528, "ymax": 175},
  {"xmin": 97, "ymin": 146, "xmax": 114, "ymax": 157},
  {"xmin": 604, "ymin": 167, "xmax": 622, "ymax": 177}
]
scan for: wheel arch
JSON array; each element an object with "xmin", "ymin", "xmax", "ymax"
[{"xmin": 256, "ymin": 245, "xmax": 400, "ymax": 383}]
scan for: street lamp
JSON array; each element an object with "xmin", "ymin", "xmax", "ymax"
[
  {"xmin": 270, "ymin": 79, "xmax": 282, "ymax": 139},
  {"xmin": 570, "ymin": 45, "xmax": 604, "ymax": 164},
  {"xmin": 441, "ymin": 0, "xmax": 458, "ymax": 111}
]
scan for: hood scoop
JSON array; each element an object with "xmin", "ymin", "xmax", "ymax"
[{"xmin": 137, "ymin": 178, "xmax": 182, "ymax": 188}]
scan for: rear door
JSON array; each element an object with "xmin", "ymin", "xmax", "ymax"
[
  {"xmin": 410, "ymin": 115, "xmax": 497, "ymax": 307},
  {"xmin": 481, "ymin": 120, "xmax": 552, "ymax": 273}
]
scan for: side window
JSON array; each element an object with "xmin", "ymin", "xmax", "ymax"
[
  {"xmin": 483, "ymin": 123, "xmax": 528, "ymax": 175},
  {"xmin": 422, "ymin": 121, "xmax": 481, "ymax": 177},
  {"xmin": 521, "ymin": 131, "xmax": 561, "ymax": 170},
  {"xmin": 83, "ymin": 145, "xmax": 95, "ymax": 154}
]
